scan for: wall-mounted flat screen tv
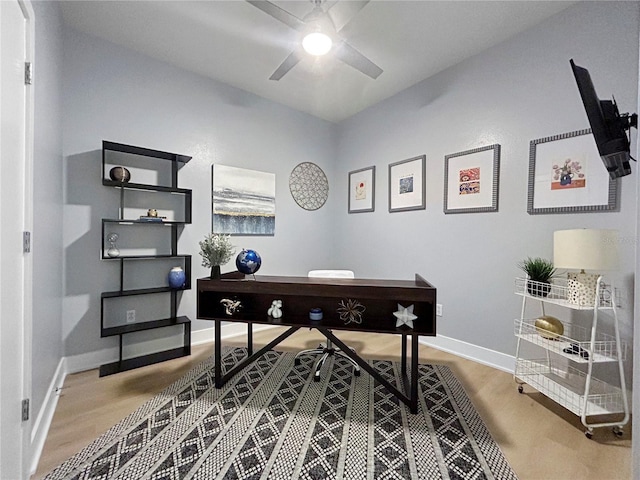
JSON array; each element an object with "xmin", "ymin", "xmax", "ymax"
[{"xmin": 570, "ymin": 59, "xmax": 636, "ymax": 179}]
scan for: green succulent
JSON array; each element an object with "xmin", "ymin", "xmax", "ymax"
[{"xmin": 517, "ymin": 257, "xmax": 557, "ymax": 283}]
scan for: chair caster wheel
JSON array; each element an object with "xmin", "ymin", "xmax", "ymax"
[
  {"xmin": 585, "ymin": 430, "xmax": 593, "ymax": 439},
  {"xmin": 294, "ymin": 358, "xmax": 300, "ymax": 366},
  {"xmin": 518, "ymin": 385, "xmax": 524, "ymax": 394},
  {"xmin": 613, "ymin": 426, "xmax": 624, "ymax": 437},
  {"xmin": 314, "ymin": 375, "xmax": 321, "ymax": 382},
  {"xmin": 354, "ymin": 369, "xmax": 361, "ymax": 376}
]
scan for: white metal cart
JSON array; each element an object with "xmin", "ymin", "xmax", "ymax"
[{"xmin": 513, "ymin": 276, "xmax": 629, "ymax": 438}]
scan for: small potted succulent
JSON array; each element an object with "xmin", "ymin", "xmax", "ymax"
[
  {"xmin": 199, "ymin": 233, "xmax": 236, "ymax": 279},
  {"xmin": 518, "ymin": 257, "xmax": 557, "ymax": 297}
]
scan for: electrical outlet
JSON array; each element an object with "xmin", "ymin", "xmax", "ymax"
[
  {"xmin": 126, "ymin": 310, "xmax": 136, "ymax": 323},
  {"xmin": 436, "ymin": 304, "xmax": 443, "ymax": 316}
]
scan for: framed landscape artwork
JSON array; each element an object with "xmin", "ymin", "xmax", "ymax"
[
  {"xmin": 348, "ymin": 166, "xmax": 375, "ymax": 213},
  {"xmin": 212, "ymin": 164, "xmax": 276, "ymax": 235},
  {"xmin": 444, "ymin": 144, "xmax": 500, "ymax": 214},
  {"xmin": 388, "ymin": 155, "xmax": 426, "ymax": 213},
  {"xmin": 527, "ymin": 129, "xmax": 618, "ymax": 214}
]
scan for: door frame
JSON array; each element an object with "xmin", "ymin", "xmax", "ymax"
[{"xmin": 0, "ymin": 0, "xmax": 34, "ymax": 478}]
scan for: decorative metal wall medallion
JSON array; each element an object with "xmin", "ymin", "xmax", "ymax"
[{"xmin": 289, "ymin": 162, "xmax": 329, "ymax": 210}]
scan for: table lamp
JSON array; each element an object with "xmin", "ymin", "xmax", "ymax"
[{"xmin": 553, "ymin": 229, "xmax": 619, "ymax": 306}]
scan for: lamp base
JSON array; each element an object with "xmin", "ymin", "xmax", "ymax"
[{"xmin": 566, "ymin": 271, "xmax": 599, "ymax": 306}]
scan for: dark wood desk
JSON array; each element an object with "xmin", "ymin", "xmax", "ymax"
[{"xmin": 197, "ymin": 273, "xmax": 436, "ymax": 413}]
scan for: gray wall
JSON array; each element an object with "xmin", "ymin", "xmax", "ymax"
[
  {"xmin": 61, "ymin": 27, "xmax": 338, "ymax": 358},
  {"xmin": 32, "ymin": 0, "xmax": 64, "ymax": 421},
  {"xmin": 334, "ymin": 1, "xmax": 638, "ymax": 365},
  {"xmin": 58, "ymin": 1, "xmax": 639, "ymax": 370}
]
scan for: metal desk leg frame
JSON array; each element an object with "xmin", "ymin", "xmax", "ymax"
[
  {"xmin": 214, "ymin": 319, "xmax": 300, "ymax": 388},
  {"xmin": 318, "ymin": 328, "xmax": 419, "ymax": 413}
]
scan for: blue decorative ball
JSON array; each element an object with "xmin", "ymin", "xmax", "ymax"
[{"xmin": 236, "ymin": 249, "xmax": 262, "ymax": 275}]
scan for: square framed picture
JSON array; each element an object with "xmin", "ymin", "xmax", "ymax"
[
  {"xmin": 388, "ymin": 155, "xmax": 426, "ymax": 213},
  {"xmin": 527, "ymin": 129, "xmax": 618, "ymax": 214},
  {"xmin": 212, "ymin": 164, "xmax": 276, "ymax": 235},
  {"xmin": 444, "ymin": 144, "xmax": 500, "ymax": 214},
  {"xmin": 348, "ymin": 166, "xmax": 375, "ymax": 213}
]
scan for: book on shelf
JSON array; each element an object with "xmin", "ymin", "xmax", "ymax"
[{"xmin": 139, "ymin": 216, "xmax": 166, "ymax": 222}]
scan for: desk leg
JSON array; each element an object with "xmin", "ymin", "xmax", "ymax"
[
  {"xmin": 215, "ymin": 319, "xmax": 222, "ymax": 388},
  {"xmin": 401, "ymin": 334, "xmax": 407, "ymax": 374},
  {"xmin": 319, "ymin": 328, "xmax": 418, "ymax": 413},
  {"xmin": 411, "ymin": 332, "xmax": 418, "ymax": 413},
  {"xmin": 247, "ymin": 323, "xmax": 253, "ymax": 355},
  {"xmin": 217, "ymin": 326, "xmax": 300, "ymax": 388}
]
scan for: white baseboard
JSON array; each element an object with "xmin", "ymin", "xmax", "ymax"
[
  {"xmin": 192, "ymin": 323, "xmax": 277, "ymax": 346},
  {"xmin": 30, "ymin": 357, "xmax": 67, "ymax": 476},
  {"xmin": 64, "ymin": 325, "xmax": 279, "ymax": 375},
  {"xmin": 419, "ymin": 334, "xmax": 515, "ymax": 373},
  {"xmin": 191, "ymin": 328, "xmax": 515, "ymax": 375},
  {"xmin": 65, "ymin": 347, "xmax": 120, "ymax": 374}
]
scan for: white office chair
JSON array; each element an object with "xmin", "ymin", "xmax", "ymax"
[{"xmin": 294, "ymin": 270, "xmax": 361, "ymax": 381}]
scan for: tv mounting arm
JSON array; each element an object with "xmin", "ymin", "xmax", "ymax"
[
  {"xmin": 621, "ymin": 112, "xmax": 638, "ymax": 130},
  {"xmin": 609, "ymin": 95, "xmax": 637, "ymax": 131},
  {"xmin": 616, "ymin": 111, "xmax": 637, "ymax": 163}
]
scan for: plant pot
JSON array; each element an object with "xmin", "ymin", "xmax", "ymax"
[
  {"xmin": 210, "ymin": 265, "xmax": 221, "ymax": 280},
  {"xmin": 527, "ymin": 280, "xmax": 551, "ymax": 297}
]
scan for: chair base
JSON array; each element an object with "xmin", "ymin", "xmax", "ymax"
[{"xmin": 294, "ymin": 340, "xmax": 361, "ymax": 381}]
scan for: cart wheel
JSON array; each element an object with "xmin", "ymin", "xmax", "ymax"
[
  {"xmin": 294, "ymin": 358, "xmax": 300, "ymax": 366},
  {"xmin": 314, "ymin": 374, "xmax": 321, "ymax": 382},
  {"xmin": 585, "ymin": 430, "xmax": 593, "ymax": 439},
  {"xmin": 613, "ymin": 426, "xmax": 624, "ymax": 437},
  {"xmin": 354, "ymin": 369, "xmax": 361, "ymax": 377},
  {"xmin": 518, "ymin": 385, "xmax": 524, "ymax": 394}
]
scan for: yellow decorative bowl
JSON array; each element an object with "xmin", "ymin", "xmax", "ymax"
[{"xmin": 535, "ymin": 315, "xmax": 564, "ymax": 340}]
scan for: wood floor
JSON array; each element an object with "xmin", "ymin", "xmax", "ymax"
[{"xmin": 33, "ymin": 329, "xmax": 632, "ymax": 479}]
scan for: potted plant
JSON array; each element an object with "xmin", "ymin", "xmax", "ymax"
[
  {"xmin": 518, "ymin": 257, "xmax": 556, "ymax": 297},
  {"xmin": 199, "ymin": 233, "xmax": 236, "ymax": 279}
]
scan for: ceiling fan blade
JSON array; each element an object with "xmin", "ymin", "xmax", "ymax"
[
  {"xmin": 334, "ymin": 41, "xmax": 382, "ymax": 79},
  {"xmin": 327, "ymin": 0, "xmax": 370, "ymax": 33},
  {"xmin": 269, "ymin": 49, "xmax": 304, "ymax": 81},
  {"xmin": 246, "ymin": 0, "xmax": 306, "ymax": 31}
]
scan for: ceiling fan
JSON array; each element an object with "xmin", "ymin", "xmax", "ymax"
[{"xmin": 246, "ymin": 0, "xmax": 383, "ymax": 81}]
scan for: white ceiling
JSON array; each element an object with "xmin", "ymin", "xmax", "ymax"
[{"xmin": 59, "ymin": 0, "xmax": 576, "ymax": 123}]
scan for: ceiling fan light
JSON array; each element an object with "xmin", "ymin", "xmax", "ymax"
[{"xmin": 302, "ymin": 32, "xmax": 332, "ymax": 56}]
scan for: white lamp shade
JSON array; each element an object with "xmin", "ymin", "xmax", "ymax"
[{"xmin": 553, "ymin": 229, "xmax": 619, "ymax": 271}]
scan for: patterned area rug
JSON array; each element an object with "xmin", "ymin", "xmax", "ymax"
[{"xmin": 43, "ymin": 348, "xmax": 517, "ymax": 479}]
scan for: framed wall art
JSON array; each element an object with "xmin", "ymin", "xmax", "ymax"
[
  {"xmin": 388, "ymin": 155, "xmax": 426, "ymax": 213},
  {"xmin": 348, "ymin": 166, "xmax": 375, "ymax": 213},
  {"xmin": 444, "ymin": 144, "xmax": 500, "ymax": 214},
  {"xmin": 527, "ymin": 129, "xmax": 618, "ymax": 214},
  {"xmin": 212, "ymin": 164, "xmax": 276, "ymax": 235}
]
